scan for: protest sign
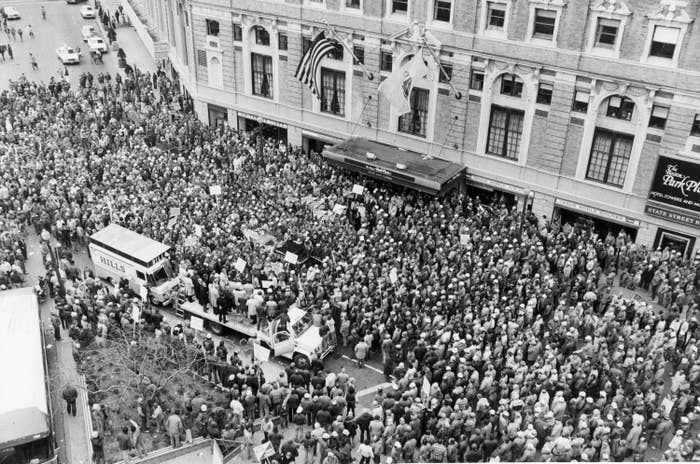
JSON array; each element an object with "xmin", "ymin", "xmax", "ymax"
[
  {"xmin": 352, "ymin": 184, "xmax": 364, "ymax": 195},
  {"xmin": 190, "ymin": 316, "xmax": 204, "ymax": 331},
  {"xmin": 234, "ymin": 258, "xmax": 247, "ymax": 273},
  {"xmin": 389, "ymin": 268, "xmax": 398, "ymax": 284},
  {"xmin": 284, "ymin": 251, "xmax": 298, "ymax": 264},
  {"xmin": 209, "ymin": 185, "xmax": 222, "ymax": 195}
]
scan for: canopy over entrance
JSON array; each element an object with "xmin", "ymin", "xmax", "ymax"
[{"xmin": 322, "ymin": 138, "xmax": 465, "ymax": 196}]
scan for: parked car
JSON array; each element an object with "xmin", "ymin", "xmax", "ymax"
[
  {"xmin": 81, "ymin": 25, "xmax": 98, "ymax": 41},
  {"xmin": 0, "ymin": 7, "xmax": 21, "ymax": 20},
  {"xmin": 80, "ymin": 5, "xmax": 95, "ymax": 18},
  {"xmin": 56, "ymin": 45, "xmax": 81, "ymax": 65},
  {"xmin": 87, "ymin": 36, "xmax": 108, "ymax": 54}
]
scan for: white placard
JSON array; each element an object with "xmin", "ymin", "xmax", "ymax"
[
  {"xmin": 422, "ymin": 377, "xmax": 431, "ymax": 398},
  {"xmin": 169, "ymin": 207, "xmax": 180, "ymax": 218},
  {"xmin": 190, "ymin": 316, "xmax": 204, "ymax": 331},
  {"xmin": 460, "ymin": 234, "xmax": 470, "ymax": 246},
  {"xmin": 184, "ymin": 235, "xmax": 197, "ymax": 247},
  {"xmin": 131, "ymin": 305, "xmax": 141, "ymax": 323},
  {"xmin": 284, "ymin": 251, "xmax": 298, "ymax": 264},
  {"xmin": 194, "ymin": 224, "xmax": 203, "ymax": 237},
  {"xmin": 209, "ymin": 185, "xmax": 222, "ymax": 195},
  {"xmin": 332, "ymin": 204, "xmax": 346, "ymax": 215},
  {"xmin": 352, "ymin": 184, "xmax": 364, "ymax": 195},
  {"xmin": 253, "ymin": 342, "xmax": 271, "ymax": 362},
  {"xmin": 167, "ymin": 217, "xmax": 177, "ymax": 229},
  {"xmin": 389, "ymin": 268, "xmax": 398, "ymax": 285},
  {"xmin": 139, "ymin": 286, "xmax": 148, "ymax": 300},
  {"xmin": 234, "ymin": 258, "xmax": 247, "ymax": 273},
  {"xmin": 261, "ymin": 280, "xmax": 273, "ymax": 289}
]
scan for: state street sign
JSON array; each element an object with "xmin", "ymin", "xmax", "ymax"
[{"xmin": 648, "ymin": 156, "xmax": 700, "ymax": 213}]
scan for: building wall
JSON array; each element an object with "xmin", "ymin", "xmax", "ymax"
[{"xmin": 140, "ymin": 0, "xmax": 700, "ymax": 256}]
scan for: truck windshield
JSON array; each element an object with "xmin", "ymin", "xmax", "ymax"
[
  {"xmin": 148, "ymin": 267, "xmax": 169, "ymax": 285},
  {"xmin": 291, "ymin": 311, "xmax": 313, "ymax": 336}
]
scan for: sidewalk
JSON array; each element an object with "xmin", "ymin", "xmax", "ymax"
[
  {"xmin": 25, "ymin": 232, "xmax": 93, "ymax": 464},
  {"xmin": 95, "ymin": 0, "xmax": 156, "ymax": 74}
]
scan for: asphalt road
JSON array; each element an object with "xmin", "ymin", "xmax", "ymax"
[{"xmin": 0, "ymin": 0, "xmax": 119, "ymax": 91}]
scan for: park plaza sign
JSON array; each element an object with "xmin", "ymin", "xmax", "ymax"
[{"xmin": 646, "ymin": 155, "xmax": 700, "ymax": 228}]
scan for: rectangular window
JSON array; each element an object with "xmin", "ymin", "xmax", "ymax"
[
  {"xmin": 470, "ymin": 70, "xmax": 484, "ymax": 91},
  {"xmin": 433, "ymin": 0, "xmax": 451, "ymax": 22},
  {"xmin": 302, "ymin": 37, "xmax": 312, "ymax": 54},
  {"xmin": 536, "ymin": 83, "xmax": 553, "ymax": 105},
  {"xmin": 691, "ymin": 114, "xmax": 700, "ymax": 137},
  {"xmin": 278, "ymin": 33, "xmax": 288, "ymax": 51},
  {"xmin": 251, "ymin": 53, "xmax": 273, "ymax": 98},
  {"xmin": 487, "ymin": 2, "xmax": 506, "ymax": 29},
  {"xmin": 206, "ymin": 19, "xmax": 220, "ymax": 37},
  {"xmin": 650, "ymin": 25, "xmax": 679, "ymax": 59},
  {"xmin": 233, "ymin": 23, "xmax": 242, "ymax": 41},
  {"xmin": 648, "ymin": 105, "xmax": 669, "ymax": 130},
  {"xmin": 346, "ymin": 0, "xmax": 360, "ymax": 8},
  {"xmin": 595, "ymin": 18, "xmax": 619, "ymax": 48},
  {"xmin": 572, "ymin": 90, "xmax": 589, "ymax": 113},
  {"xmin": 197, "ymin": 49, "xmax": 207, "ymax": 66},
  {"xmin": 380, "ymin": 51, "xmax": 393, "ymax": 72},
  {"xmin": 328, "ymin": 43, "xmax": 344, "ymax": 61},
  {"xmin": 320, "ymin": 68, "xmax": 346, "ymax": 117},
  {"xmin": 533, "ymin": 9, "xmax": 556, "ymax": 39},
  {"xmin": 606, "ymin": 96, "xmax": 634, "ymax": 121},
  {"xmin": 254, "ymin": 26, "xmax": 270, "ymax": 46},
  {"xmin": 438, "ymin": 63, "xmax": 452, "ymax": 84},
  {"xmin": 398, "ymin": 88, "xmax": 429, "ymax": 137},
  {"xmin": 500, "ymin": 74, "xmax": 523, "ymax": 98},
  {"xmin": 586, "ymin": 129, "xmax": 633, "ymax": 187},
  {"xmin": 392, "ymin": 0, "xmax": 408, "ymax": 13},
  {"xmin": 353, "ymin": 46, "xmax": 365, "ymax": 65},
  {"xmin": 487, "ymin": 106, "xmax": 524, "ymax": 160}
]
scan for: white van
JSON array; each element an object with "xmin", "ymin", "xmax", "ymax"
[{"xmin": 89, "ymin": 224, "xmax": 179, "ymax": 305}]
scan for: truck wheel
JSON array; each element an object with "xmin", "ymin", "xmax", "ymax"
[
  {"xmin": 292, "ymin": 353, "xmax": 310, "ymax": 369},
  {"xmin": 209, "ymin": 321, "xmax": 225, "ymax": 336}
]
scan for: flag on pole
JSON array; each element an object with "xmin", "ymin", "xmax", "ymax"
[
  {"xmin": 378, "ymin": 53, "xmax": 430, "ymax": 115},
  {"xmin": 295, "ymin": 32, "xmax": 337, "ymax": 98}
]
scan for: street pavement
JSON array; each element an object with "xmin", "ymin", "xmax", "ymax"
[{"xmin": 0, "ymin": 0, "xmax": 154, "ymax": 92}]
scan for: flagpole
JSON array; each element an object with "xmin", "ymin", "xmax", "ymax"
[
  {"xmin": 323, "ymin": 21, "xmax": 374, "ymax": 81},
  {"xmin": 421, "ymin": 39, "xmax": 462, "ymax": 100}
]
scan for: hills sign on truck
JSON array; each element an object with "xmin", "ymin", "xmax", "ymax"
[{"xmin": 89, "ymin": 224, "xmax": 179, "ymax": 305}]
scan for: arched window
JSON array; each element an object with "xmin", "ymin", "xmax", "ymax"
[
  {"xmin": 254, "ymin": 26, "xmax": 270, "ymax": 46},
  {"xmin": 584, "ymin": 95, "xmax": 637, "ymax": 187}
]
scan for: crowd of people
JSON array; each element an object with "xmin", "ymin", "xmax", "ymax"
[{"xmin": 1, "ymin": 66, "xmax": 700, "ymax": 463}]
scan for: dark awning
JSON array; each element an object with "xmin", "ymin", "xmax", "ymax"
[{"xmin": 323, "ymin": 138, "xmax": 465, "ymax": 196}]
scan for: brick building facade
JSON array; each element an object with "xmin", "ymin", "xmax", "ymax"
[{"xmin": 144, "ymin": 0, "xmax": 700, "ymax": 257}]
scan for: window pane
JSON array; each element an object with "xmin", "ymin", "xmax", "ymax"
[
  {"xmin": 346, "ymin": 0, "xmax": 360, "ymax": 8},
  {"xmin": 380, "ymin": 52, "xmax": 393, "ymax": 71},
  {"xmin": 487, "ymin": 3, "xmax": 506, "ymax": 28},
  {"xmin": 398, "ymin": 88, "xmax": 429, "ymax": 137},
  {"xmin": 278, "ymin": 33, "xmax": 288, "ymax": 51},
  {"xmin": 439, "ymin": 63, "xmax": 452, "ymax": 83},
  {"xmin": 533, "ymin": 9, "xmax": 556, "ymax": 38},
  {"xmin": 353, "ymin": 46, "xmax": 364, "ymax": 65},
  {"xmin": 392, "ymin": 0, "xmax": 408, "ymax": 13},
  {"xmin": 251, "ymin": 53, "xmax": 273, "ymax": 98},
  {"xmin": 434, "ymin": 0, "xmax": 451, "ymax": 22},
  {"xmin": 650, "ymin": 41, "xmax": 676, "ymax": 59},
  {"xmin": 500, "ymin": 74, "xmax": 522, "ymax": 97},
  {"xmin": 470, "ymin": 71, "xmax": 484, "ymax": 91},
  {"xmin": 321, "ymin": 68, "xmax": 346, "ymax": 116},
  {"xmin": 586, "ymin": 130, "xmax": 632, "ymax": 187},
  {"xmin": 653, "ymin": 25, "xmax": 680, "ymax": 43},
  {"xmin": 233, "ymin": 23, "xmax": 242, "ymax": 41},
  {"xmin": 487, "ymin": 106, "xmax": 523, "ymax": 160},
  {"xmin": 595, "ymin": 19, "xmax": 619, "ymax": 47},
  {"xmin": 692, "ymin": 114, "xmax": 700, "ymax": 137}
]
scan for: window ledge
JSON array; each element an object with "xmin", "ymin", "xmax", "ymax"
[
  {"xmin": 579, "ymin": 177, "xmax": 627, "ymax": 193},
  {"xmin": 386, "ymin": 13, "xmax": 410, "ymax": 22},
  {"xmin": 484, "ymin": 152, "xmax": 522, "ymax": 166},
  {"xmin": 586, "ymin": 47, "xmax": 620, "ymax": 59},
  {"xmin": 318, "ymin": 110, "xmax": 348, "ymax": 122},
  {"xmin": 644, "ymin": 56, "xmax": 678, "ymax": 68},
  {"xmin": 427, "ymin": 20, "xmax": 454, "ymax": 31},
  {"xmin": 529, "ymin": 36, "xmax": 556, "ymax": 47}
]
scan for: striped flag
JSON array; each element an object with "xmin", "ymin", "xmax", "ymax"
[{"xmin": 295, "ymin": 32, "xmax": 337, "ymax": 98}]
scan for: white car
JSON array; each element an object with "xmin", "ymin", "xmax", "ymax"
[
  {"xmin": 56, "ymin": 45, "xmax": 81, "ymax": 64},
  {"xmin": 0, "ymin": 6, "xmax": 21, "ymax": 20},
  {"xmin": 81, "ymin": 25, "xmax": 98, "ymax": 41},
  {"xmin": 80, "ymin": 5, "xmax": 95, "ymax": 18},
  {"xmin": 87, "ymin": 36, "xmax": 108, "ymax": 54}
]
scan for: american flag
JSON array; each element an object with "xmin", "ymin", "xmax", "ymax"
[{"xmin": 295, "ymin": 32, "xmax": 337, "ymax": 98}]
